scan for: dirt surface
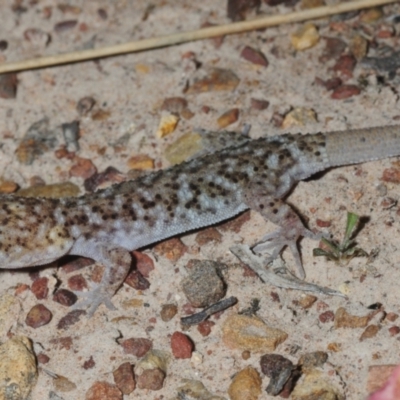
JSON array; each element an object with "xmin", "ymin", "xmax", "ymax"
[{"xmin": 0, "ymin": 1, "xmax": 400, "ymax": 399}]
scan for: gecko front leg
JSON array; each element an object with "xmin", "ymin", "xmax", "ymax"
[
  {"xmin": 70, "ymin": 240, "xmax": 132, "ymax": 317},
  {"xmin": 244, "ymin": 188, "xmax": 319, "ymax": 279}
]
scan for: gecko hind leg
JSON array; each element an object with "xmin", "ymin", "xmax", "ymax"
[
  {"xmin": 244, "ymin": 192, "xmax": 320, "ymax": 279},
  {"xmin": 70, "ymin": 244, "xmax": 132, "ymax": 317}
]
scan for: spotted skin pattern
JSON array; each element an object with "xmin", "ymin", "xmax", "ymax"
[{"xmin": 1, "ymin": 126, "xmax": 400, "ymax": 315}]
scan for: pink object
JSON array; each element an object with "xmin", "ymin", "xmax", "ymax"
[{"xmin": 368, "ymin": 365, "xmax": 400, "ymax": 400}]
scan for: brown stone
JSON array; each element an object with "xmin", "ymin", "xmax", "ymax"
[
  {"xmin": 228, "ymin": 366, "xmax": 261, "ymax": 400},
  {"xmin": 360, "ymin": 324, "xmax": 380, "ymax": 341},
  {"xmin": 85, "ymin": 381, "xmax": 122, "ymax": 400},
  {"xmin": 187, "ymin": 68, "xmax": 240, "ymax": 93},
  {"xmin": 113, "ymin": 362, "xmax": 135, "ymax": 395},
  {"xmin": 334, "ymin": 307, "xmax": 371, "ymax": 329},
  {"xmin": 222, "ymin": 314, "xmax": 288, "ymax": 352},
  {"xmin": 217, "ymin": 108, "xmax": 239, "ymax": 129},
  {"xmin": 25, "ymin": 304, "xmax": 52, "ymax": 328},
  {"xmin": 160, "ymin": 304, "xmax": 178, "ymax": 322}
]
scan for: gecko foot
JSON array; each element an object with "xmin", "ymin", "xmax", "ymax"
[
  {"xmin": 252, "ymin": 224, "xmax": 321, "ymax": 279},
  {"xmin": 72, "ymin": 282, "xmax": 116, "ymax": 317}
]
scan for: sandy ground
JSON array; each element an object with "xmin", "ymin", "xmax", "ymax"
[{"xmin": 1, "ymin": 0, "xmax": 400, "ymax": 399}]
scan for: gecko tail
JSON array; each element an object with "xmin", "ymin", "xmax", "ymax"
[{"xmin": 325, "ymin": 125, "xmax": 400, "ymax": 167}]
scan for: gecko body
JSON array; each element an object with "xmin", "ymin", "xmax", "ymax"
[{"xmin": 1, "ymin": 126, "xmax": 400, "ymax": 315}]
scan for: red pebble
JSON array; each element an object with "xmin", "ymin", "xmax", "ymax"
[
  {"xmin": 197, "ymin": 320, "xmax": 215, "ymax": 337},
  {"xmin": 133, "ymin": 251, "xmax": 154, "ymax": 278},
  {"xmin": 31, "ymin": 277, "xmax": 49, "ymax": 300},
  {"xmin": 319, "ymin": 310, "xmax": 335, "ymax": 323},
  {"xmin": 171, "ymin": 332, "xmax": 194, "ymax": 359}
]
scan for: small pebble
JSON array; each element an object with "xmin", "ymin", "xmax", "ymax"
[
  {"xmin": 217, "ymin": 108, "xmax": 239, "ymax": 128},
  {"xmin": 0, "ymin": 73, "xmax": 17, "ymax": 99},
  {"xmin": 68, "ymin": 274, "xmax": 88, "ymax": 292},
  {"xmin": 97, "ymin": 8, "xmax": 108, "ymax": 20},
  {"xmin": 228, "ymin": 366, "xmax": 262, "ymax": 400},
  {"xmin": 136, "ymin": 368, "xmax": 165, "ymax": 391},
  {"xmin": 58, "ymin": 4, "xmax": 82, "ymax": 14},
  {"xmin": 195, "ymin": 227, "xmax": 222, "ymax": 246},
  {"xmin": 0, "ymin": 40, "xmax": 8, "ymax": 50},
  {"xmin": 227, "ymin": 0, "xmax": 260, "ymax": 21},
  {"xmin": 260, "ymin": 353, "xmax": 295, "ymax": 396},
  {"xmin": 333, "ymin": 54, "xmax": 357, "ymax": 79},
  {"xmin": 161, "ymin": 97, "xmax": 188, "ymax": 114},
  {"xmin": 37, "ymin": 353, "xmax": 50, "ymax": 364},
  {"xmin": 154, "ymin": 238, "xmax": 188, "ymax": 262},
  {"xmin": 320, "ymin": 37, "xmax": 346, "ymax": 62},
  {"xmin": 222, "ymin": 314, "xmax": 288, "ymax": 352},
  {"xmin": 25, "ymin": 304, "xmax": 52, "ymax": 328},
  {"xmin": 334, "ymin": 307, "xmax": 371, "ymax": 329},
  {"xmin": 319, "ymin": 310, "xmax": 335, "ymax": 323},
  {"xmin": 155, "ymin": 112, "xmax": 179, "ymax": 138},
  {"xmin": 360, "ymin": 7, "xmax": 383, "ymax": 22},
  {"xmin": 127, "ymin": 154, "xmax": 154, "ymax": 170},
  {"xmin": 327, "ymin": 342, "xmax": 342, "ymax": 352},
  {"xmin": 54, "ymin": 20, "xmax": 78, "ymax": 33},
  {"xmin": 291, "ymin": 23, "xmax": 319, "ymax": 51},
  {"xmin": 92, "ymin": 109, "xmax": 111, "ymax": 121},
  {"xmin": 124, "ymin": 270, "xmax": 150, "ymax": 290},
  {"xmin": 113, "ymin": 362, "xmax": 136, "ymax": 395},
  {"xmin": 16, "ymin": 118, "xmax": 58, "ymax": 165},
  {"xmin": 296, "ymin": 294, "xmax": 317, "ymax": 309},
  {"xmin": 53, "ymin": 375, "xmax": 77, "ymax": 392},
  {"xmin": 160, "ymin": 304, "xmax": 178, "ymax": 322},
  {"xmin": 31, "ymin": 277, "xmax": 49, "ymax": 300},
  {"xmin": 57, "ymin": 310, "xmax": 86, "ymax": 330},
  {"xmin": 315, "ymin": 77, "xmax": 342, "ymax": 91},
  {"xmin": 84, "ymin": 166, "xmax": 125, "ymax": 192},
  {"xmin": 240, "ymin": 46, "xmax": 269, "ymax": 67},
  {"xmin": 0, "ymin": 337, "xmax": 38, "ymax": 400},
  {"xmin": 282, "ymin": 108, "xmax": 317, "ymax": 129},
  {"xmin": 83, "ymin": 357, "xmax": 95, "ymax": 370},
  {"xmin": 85, "ymin": 381, "xmax": 122, "ymax": 400},
  {"xmin": 197, "ymin": 320, "xmax": 215, "ymax": 336},
  {"xmin": 331, "ymin": 85, "xmax": 361, "ymax": 99},
  {"xmin": 76, "ymin": 96, "xmax": 96, "ymax": 115},
  {"xmin": 0, "ymin": 180, "xmax": 18, "ymax": 194},
  {"xmin": 176, "ymin": 379, "xmax": 225, "ymax": 400},
  {"xmin": 386, "ymin": 312, "xmax": 399, "ymax": 322},
  {"xmin": 132, "ymin": 251, "xmax": 154, "ymax": 278},
  {"xmin": 171, "ymin": 331, "xmax": 194, "ymax": 359},
  {"xmin": 62, "ymin": 121, "xmax": 80, "ymax": 152},
  {"xmin": 388, "ymin": 326, "xmax": 400, "ymax": 336},
  {"xmin": 70, "ymin": 157, "xmax": 97, "ymax": 179},
  {"xmin": 360, "ymin": 324, "xmax": 380, "ymax": 341},
  {"xmin": 291, "ymin": 369, "xmax": 343, "ymax": 399},
  {"xmin": 164, "ymin": 132, "xmax": 203, "ymax": 165},
  {"xmin": 382, "ymin": 168, "xmax": 400, "ymax": 183},
  {"xmin": 52, "ymin": 289, "xmax": 78, "ymax": 307},
  {"xmin": 250, "ymin": 98, "xmax": 270, "ymax": 110},
  {"xmin": 121, "ymin": 338, "xmax": 153, "ymax": 358},
  {"xmin": 350, "ymin": 35, "xmax": 368, "ymax": 60},
  {"xmin": 187, "ymin": 68, "xmax": 240, "ymax": 93},
  {"xmin": 181, "ymin": 260, "xmax": 226, "ymax": 308}
]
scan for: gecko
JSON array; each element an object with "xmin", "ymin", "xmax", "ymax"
[{"xmin": 0, "ymin": 125, "xmax": 399, "ymax": 316}]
